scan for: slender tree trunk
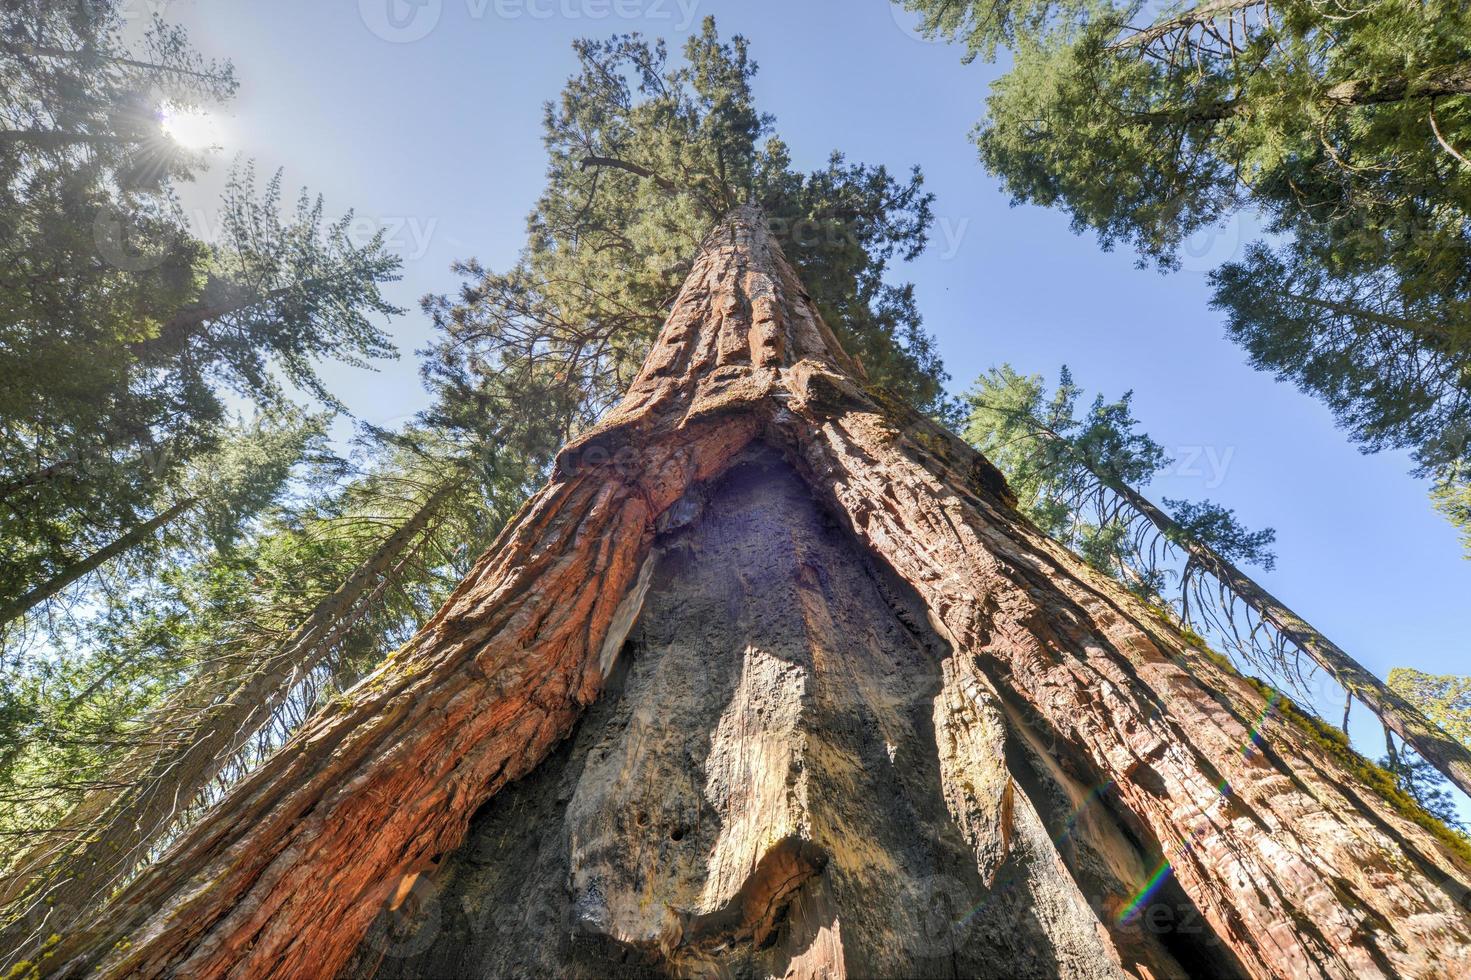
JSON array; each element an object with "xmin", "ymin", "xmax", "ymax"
[
  {"xmin": 0, "ymin": 497, "xmax": 195, "ymax": 627},
  {"xmin": 1097, "ymin": 472, "xmax": 1471, "ymax": 800},
  {"xmin": 1140, "ymin": 61, "xmax": 1471, "ymax": 124},
  {"xmin": 0, "ymin": 458, "xmax": 79, "ymax": 502},
  {"xmin": 126, "ymin": 284, "xmax": 296, "ymax": 360},
  {"xmin": 1264, "ymin": 288, "xmax": 1452, "ymax": 341},
  {"xmin": 40, "ymin": 208, "xmax": 1471, "ymax": 979},
  {"xmin": 1325, "ymin": 62, "xmax": 1471, "ymax": 106},
  {"xmin": 0, "ymin": 480, "xmax": 462, "ymax": 951},
  {"xmin": 1110, "ymin": 0, "xmax": 1265, "ymax": 51}
]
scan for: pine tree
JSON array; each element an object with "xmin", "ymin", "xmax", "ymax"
[
  {"xmin": 432, "ymin": 18, "xmax": 950, "ymax": 430},
  {"xmin": 900, "ymin": 0, "xmax": 1471, "ymax": 523},
  {"xmin": 1, "ymin": 5, "xmax": 402, "ymax": 636},
  {"xmin": 1390, "ymin": 668, "xmax": 1471, "ymax": 747},
  {"xmin": 0, "ymin": 253, "xmax": 573, "ymax": 953},
  {"xmin": 1433, "ymin": 464, "xmax": 1471, "ymax": 557},
  {"xmin": 0, "ymin": 413, "xmax": 328, "ymax": 783},
  {"xmin": 965, "ymin": 364, "xmax": 1471, "ymax": 800}
]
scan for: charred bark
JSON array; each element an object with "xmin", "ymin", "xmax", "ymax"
[
  {"xmin": 42, "ymin": 207, "xmax": 1471, "ymax": 980},
  {"xmin": 348, "ymin": 448, "xmax": 1236, "ymax": 979}
]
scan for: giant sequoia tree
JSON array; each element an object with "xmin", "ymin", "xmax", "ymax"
[
  {"xmin": 27, "ymin": 207, "xmax": 1471, "ymax": 980},
  {"xmin": 2, "ymin": 20, "xmax": 960, "ymax": 966}
]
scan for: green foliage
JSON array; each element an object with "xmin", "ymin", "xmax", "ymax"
[
  {"xmin": 427, "ymin": 17, "xmax": 949, "ymax": 430},
  {"xmin": 1, "ymin": 3, "xmax": 401, "ymax": 631},
  {"xmin": 1389, "ymin": 668, "xmax": 1471, "ymax": 747},
  {"xmin": 963, "ymin": 363, "xmax": 1176, "ymax": 572},
  {"xmin": 0, "ymin": 423, "xmax": 531, "ymax": 847},
  {"xmin": 1162, "ymin": 497, "xmax": 1277, "ymax": 571},
  {"xmin": 1433, "ymin": 471, "xmax": 1471, "ymax": 556},
  {"xmin": 133, "ymin": 163, "xmax": 403, "ymax": 409},
  {"xmin": 0, "ymin": 413, "xmax": 325, "ymax": 828},
  {"xmin": 1210, "ymin": 239, "xmax": 1471, "ymax": 478},
  {"xmin": 1, "ymin": 1, "xmax": 237, "ymax": 189},
  {"xmin": 0, "ymin": 2, "xmax": 411, "ymax": 859},
  {"xmin": 906, "ymin": 0, "xmax": 1471, "ymax": 523},
  {"xmin": 1379, "ymin": 750, "xmax": 1468, "ymax": 833},
  {"xmin": 963, "ymin": 363, "xmax": 1288, "ymax": 673}
]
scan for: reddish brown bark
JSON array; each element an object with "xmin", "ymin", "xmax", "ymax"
[{"xmin": 45, "ymin": 207, "xmax": 1471, "ymax": 979}]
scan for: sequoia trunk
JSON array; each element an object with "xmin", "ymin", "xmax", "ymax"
[{"xmin": 40, "ymin": 207, "xmax": 1471, "ymax": 980}]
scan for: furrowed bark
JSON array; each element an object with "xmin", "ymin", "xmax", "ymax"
[
  {"xmin": 0, "ymin": 479, "xmax": 463, "ymax": 957},
  {"xmin": 44, "ymin": 207, "xmax": 1471, "ymax": 979},
  {"xmin": 774, "ymin": 369, "xmax": 1471, "ymax": 978}
]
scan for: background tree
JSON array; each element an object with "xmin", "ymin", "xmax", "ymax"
[
  {"xmin": 0, "ymin": 162, "xmax": 402, "ymax": 633},
  {"xmin": 0, "ymin": 3, "xmax": 409, "ymax": 950},
  {"xmin": 900, "ymin": 0, "xmax": 1471, "ymax": 534},
  {"xmin": 1433, "ymin": 469, "xmax": 1471, "ymax": 555},
  {"xmin": 965, "ymin": 363, "xmax": 1471, "ymax": 800},
  {"xmin": 0, "ymin": 419, "xmax": 540, "ymax": 952},
  {"xmin": 1391, "ymin": 668, "xmax": 1471, "ymax": 746},
  {"xmin": 0, "ymin": 411, "xmax": 327, "ymax": 769},
  {"xmin": 1, "ymin": 4, "xmax": 402, "ymax": 639},
  {"xmin": 1380, "ymin": 668, "xmax": 1471, "ymax": 826}
]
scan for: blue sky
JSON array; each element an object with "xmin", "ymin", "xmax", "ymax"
[{"xmin": 154, "ymin": 0, "xmax": 1467, "ymax": 802}]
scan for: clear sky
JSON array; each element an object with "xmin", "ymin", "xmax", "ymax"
[{"xmin": 153, "ymin": 0, "xmax": 1467, "ymax": 801}]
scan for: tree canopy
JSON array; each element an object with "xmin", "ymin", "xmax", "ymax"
[
  {"xmin": 964, "ymin": 363, "xmax": 1277, "ymax": 605},
  {"xmin": 902, "ymin": 0, "xmax": 1471, "ymax": 530},
  {"xmin": 1, "ymin": 3, "xmax": 403, "ymax": 636},
  {"xmin": 428, "ymin": 18, "xmax": 952, "ymax": 439}
]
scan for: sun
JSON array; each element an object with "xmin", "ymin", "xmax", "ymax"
[{"xmin": 160, "ymin": 105, "xmax": 222, "ymax": 151}]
